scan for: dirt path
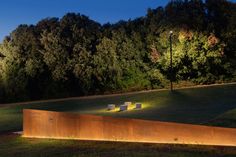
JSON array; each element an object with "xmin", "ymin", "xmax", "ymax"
[{"xmin": 1, "ymin": 82, "xmax": 236, "ymax": 108}]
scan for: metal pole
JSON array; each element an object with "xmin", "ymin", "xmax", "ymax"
[{"xmin": 169, "ymin": 31, "xmax": 173, "ymax": 92}]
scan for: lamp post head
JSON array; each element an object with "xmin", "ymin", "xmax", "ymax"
[{"xmin": 169, "ymin": 31, "xmax": 173, "ymax": 35}]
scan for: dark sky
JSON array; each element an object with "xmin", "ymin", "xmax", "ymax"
[{"xmin": 0, "ymin": 0, "xmax": 235, "ymax": 41}]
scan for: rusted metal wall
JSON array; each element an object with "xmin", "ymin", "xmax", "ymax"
[{"xmin": 23, "ymin": 109, "xmax": 236, "ymax": 146}]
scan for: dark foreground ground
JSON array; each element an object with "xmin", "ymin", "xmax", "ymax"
[{"xmin": 1, "ymin": 133, "xmax": 236, "ymax": 157}]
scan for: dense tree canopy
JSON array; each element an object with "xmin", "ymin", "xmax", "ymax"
[{"xmin": 0, "ymin": 0, "xmax": 236, "ymax": 103}]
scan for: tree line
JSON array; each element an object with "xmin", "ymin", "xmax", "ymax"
[{"xmin": 0, "ymin": 0, "xmax": 236, "ymax": 103}]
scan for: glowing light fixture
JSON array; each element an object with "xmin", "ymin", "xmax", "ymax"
[
  {"xmin": 107, "ymin": 104, "xmax": 116, "ymax": 111},
  {"xmin": 135, "ymin": 103, "xmax": 142, "ymax": 109}
]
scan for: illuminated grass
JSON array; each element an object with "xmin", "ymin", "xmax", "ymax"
[
  {"xmin": 0, "ymin": 84, "xmax": 236, "ymax": 133},
  {"xmin": 94, "ymin": 102, "xmax": 151, "ymax": 114}
]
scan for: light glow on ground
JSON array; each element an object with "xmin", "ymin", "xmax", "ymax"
[{"xmin": 94, "ymin": 102, "xmax": 152, "ymax": 113}]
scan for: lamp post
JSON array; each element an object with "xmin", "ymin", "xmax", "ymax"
[{"xmin": 169, "ymin": 31, "xmax": 173, "ymax": 92}]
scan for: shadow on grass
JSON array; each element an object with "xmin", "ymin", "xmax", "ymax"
[{"xmin": 0, "ymin": 84, "xmax": 236, "ymax": 132}]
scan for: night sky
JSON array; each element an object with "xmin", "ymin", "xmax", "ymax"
[{"xmin": 0, "ymin": 0, "xmax": 235, "ymax": 41}]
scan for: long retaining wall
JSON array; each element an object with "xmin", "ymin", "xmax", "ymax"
[{"xmin": 23, "ymin": 109, "xmax": 236, "ymax": 146}]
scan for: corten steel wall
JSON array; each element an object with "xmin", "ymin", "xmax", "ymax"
[{"xmin": 23, "ymin": 109, "xmax": 236, "ymax": 146}]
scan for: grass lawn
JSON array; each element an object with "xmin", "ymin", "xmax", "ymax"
[
  {"xmin": 1, "ymin": 133, "xmax": 236, "ymax": 157},
  {"xmin": 207, "ymin": 108, "xmax": 236, "ymax": 128},
  {"xmin": 1, "ymin": 84, "xmax": 236, "ymax": 132},
  {"xmin": 0, "ymin": 84, "xmax": 236, "ymax": 157}
]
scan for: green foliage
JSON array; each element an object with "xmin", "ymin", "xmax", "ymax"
[
  {"xmin": 0, "ymin": 0, "xmax": 236, "ymax": 102},
  {"xmin": 158, "ymin": 31, "xmax": 231, "ymax": 83},
  {"xmin": 93, "ymin": 37, "xmax": 121, "ymax": 90},
  {"xmin": 148, "ymin": 69, "xmax": 168, "ymax": 88}
]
